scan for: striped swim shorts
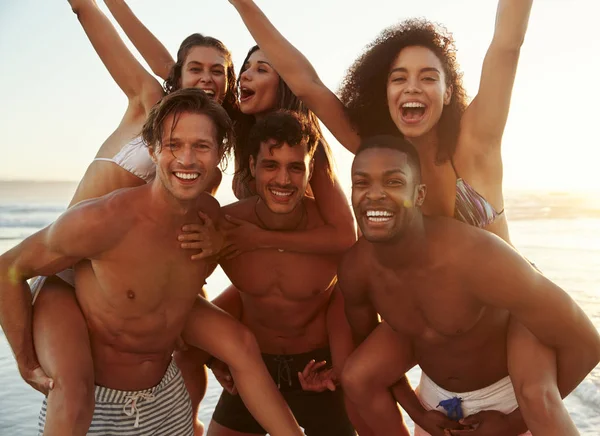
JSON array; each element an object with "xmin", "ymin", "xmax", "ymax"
[{"xmin": 38, "ymin": 359, "xmax": 194, "ymax": 435}]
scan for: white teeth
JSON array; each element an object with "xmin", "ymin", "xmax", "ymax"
[
  {"xmin": 366, "ymin": 210, "xmax": 394, "ymax": 217},
  {"xmin": 368, "ymin": 217, "xmax": 392, "ymax": 223},
  {"xmin": 270, "ymin": 189, "xmax": 293, "ymax": 197},
  {"xmin": 402, "ymin": 102, "xmax": 426, "ymax": 108},
  {"xmin": 203, "ymin": 90, "xmax": 215, "ymax": 96},
  {"xmin": 174, "ymin": 172, "xmax": 199, "ymax": 180}
]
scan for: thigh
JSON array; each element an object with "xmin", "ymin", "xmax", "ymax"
[
  {"xmin": 344, "ymin": 321, "xmax": 415, "ymax": 388},
  {"xmin": 33, "ymin": 276, "xmax": 93, "ymax": 381},
  {"xmin": 507, "ymin": 317, "xmax": 557, "ymax": 386}
]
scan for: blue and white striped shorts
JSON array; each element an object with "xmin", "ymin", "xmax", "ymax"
[{"xmin": 38, "ymin": 359, "xmax": 194, "ymax": 435}]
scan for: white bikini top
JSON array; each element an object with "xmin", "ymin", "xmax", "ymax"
[{"xmin": 93, "ymin": 136, "xmax": 155, "ymax": 183}]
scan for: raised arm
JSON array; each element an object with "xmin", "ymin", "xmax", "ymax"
[
  {"xmin": 460, "ymin": 0, "xmax": 534, "ymax": 152},
  {"xmin": 471, "ymin": 234, "xmax": 600, "ymax": 399},
  {"xmin": 103, "ymin": 0, "xmax": 175, "ymax": 80},
  {"xmin": 69, "ymin": 0, "xmax": 163, "ymax": 111},
  {"xmin": 229, "ymin": 0, "xmax": 361, "ymax": 153},
  {"xmin": 0, "ymin": 196, "xmax": 124, "ymax": 388}
]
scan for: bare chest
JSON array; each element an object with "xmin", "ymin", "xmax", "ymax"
[
  {"xmin": 369, "ymin": 268, "xmax": 485, "ymax": 344},
  {"xmin": 222, "ymin": 250, "xmax": 338, "ymax": 302}
]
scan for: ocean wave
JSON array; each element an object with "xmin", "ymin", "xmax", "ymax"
[
  {"xmin": 0, "ymin": 204, "xmax": 65, "ymax": 214},
  {"xmin": 572, "ymin": 378, "xmax": 600, "ymax": 411}
]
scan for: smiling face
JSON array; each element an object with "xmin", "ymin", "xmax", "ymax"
[
  {"xmin": 387, "ymin": 46, "xmax": 452, "ymax": 139},
  {"xmin": 250, "ymin": 140, "xmax": 313, "ymax": 214},
  {"xmin": 239, "ymin": 49, "xmax": 280, "ymax": 117},
  {"xmin": 351, "ymin": 147, "xmax": 426, "ymax": 243},
  {"xmin": 180, "ymin": 46, "xmax": 229, "ymax": 104},
  {"xmin": 150, "ymin": 111, "xmax": 221, "ymax": 202}
]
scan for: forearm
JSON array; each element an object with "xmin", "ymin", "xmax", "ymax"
[
  {"xmin": 258, "ymin": 224, "xmax": 354, "ymax": 254},
  {"xmin": 104, "ymin": 0, "xmax": 175, "ymax": 80},
  {"xmin": 229, "ymin": 343, "xmax": 303, "ymax": 436},
  {"xmin": 0, "ymin": 273, "xmax": 37, "ymax": 371},
  {"xmin": 556, "ymin": 339, "xmax": 600, "ymax": 398},
  {"xmin": 230, "ymin": 0, "xmax": 321, "ymax": 97},
  {"xmin": 390, "ymin": 376, "xmax": 425, "ymax": 423},
  {"xmin": 493, "ymin": 0, "xmax": 533, "ymax": 49}
]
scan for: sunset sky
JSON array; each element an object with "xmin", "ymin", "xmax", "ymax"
[{"xmin": 1, "ymin": 0, "xmax": 599, "ymax": 193}]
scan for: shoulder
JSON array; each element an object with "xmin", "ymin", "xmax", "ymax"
[
  {"xmin": 220, "ymin": 197, "xmax": 258, "ymax": 221},
  {"xmin": 337, "ymin": 237, "xmax": 370, "ymax": 293},
  {"xmin": 302, "ymin": 196, "xmax": 325, "ymax": 228},
  {"xmin": 195, "ymin": 192, "xmax": 221, "ymax": 222}
]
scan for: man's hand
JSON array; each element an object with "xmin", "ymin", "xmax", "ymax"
[
  {"xmin": 19, "ymin": 364, "xmax": 54, "ymax": 395},
  {"xmin": 447, "ymin": 410, "xmax": 516, "ymax": 436},
  {"xmin": 179, "ymin": 211, "xmax": 225, "ymax": 260},
  {"xmin": 220, "ymin": 215, "xmax": 267, "ymax": 260},
  {"xmin": 414, "ymin": 410, "xmax": 467, "ymax": 436},
  {"xmin": 297, "ymin": 359, "xmax": 336, "ymax": 392},
  {"xmin": 210, "ymin": 359, "xmax": 237, "ymax": 395}
]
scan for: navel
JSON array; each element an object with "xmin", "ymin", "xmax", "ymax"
[{"xmin": 127, "ymin": 290, "xmax": 136, "ymax": 300}]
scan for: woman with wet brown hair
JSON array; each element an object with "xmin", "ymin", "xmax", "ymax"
[{"xmin": 226, "ymin": 0, "xmax": 581, "ymax": 435}]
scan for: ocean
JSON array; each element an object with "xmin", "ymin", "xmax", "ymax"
[{"xmin": 0, "ymin": 180, "xmax": 599, "ymax": 434}]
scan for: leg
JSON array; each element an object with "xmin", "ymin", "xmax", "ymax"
[
  {"xmin": 175, "ymin": 346, "xmax": 209, "ymax": 436},
  {"xmin": 340, "ymin": 322, "xmax": 411, "ymax": 436},
  {"xmin": 326, "ymin": 288, "xmax": 374, "ymax": 436},
  {"xmin": 207, "ymin": 420, "xmax": 265, "ymax": 436},
  {"xmin": 33, "ymin": 277, "xmax": 95, "ymax": 436},
  {"xmin": 507, "ymin": 318, "xmax": 578, "ymax": 436}
]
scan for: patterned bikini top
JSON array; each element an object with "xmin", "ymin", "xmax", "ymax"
[{"xmin": 452, "ymin": 161, "xmax": 504, "ymax": 228}]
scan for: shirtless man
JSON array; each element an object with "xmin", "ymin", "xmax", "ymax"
[
  {"xmin": 0, "ymin": 89, "xmax": 303, "ymax": 436},
  {"xmin": 184, "ymin": 110, "xmax": 358, "ymax": 435},
  {"xmin": 337, "ymin": 135, "xmax": 600, "ymax": 436}
]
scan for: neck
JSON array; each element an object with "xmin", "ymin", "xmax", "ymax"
[
  {"xmin": 407, "ymin": 129, "xmax": 439, "ymax": 161},
  {"xmin": 254, "ymin": 197, "xmax": 306, "ymax": 231},
  {"xmin": 373, "ymin": 214, "xmax": 428, "ymax": 269},
  {"xmin": 147, "ymin": 179, "xmax": 196, "ymax": 220}
]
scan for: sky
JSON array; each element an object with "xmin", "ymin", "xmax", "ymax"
[{"xmin": 0, "ymin": 0, "xmax": 599, "ymax": 193}]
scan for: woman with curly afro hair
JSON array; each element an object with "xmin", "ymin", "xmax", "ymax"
[{"xmin": 228, "ymin": 0, "xmax": 582, "ymax": 435}]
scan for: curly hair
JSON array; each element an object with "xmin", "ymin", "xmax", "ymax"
[
  {"xmin": 141, "ymin": 88, "xmax": 234, "ymax": 169},
  {"xmin": 164, "ymin": 34, "xmax": 240, "ymax": 124},
  {"xmin": 233, "ymin": 46, "xmax": 334, "ymax": 199},
  {"xmin": 339, "ymin": 19, "xmax": 469, "ymax": 163}
]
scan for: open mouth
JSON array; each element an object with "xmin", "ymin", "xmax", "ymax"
[
  {"xmin": 401, "ymin": 102, "xmax": 427, "ymax": 124},
  {"xmin": 268, "ymin": 187, "xmax": 294, "ymax": 202},
  {"xmin": 201, "ymin": 89, "xmax": 216, "ymax": 99},
  {"xmin": 174, "ymin": 171, "xmax": 200, "ymax": 183},
  {"xmin": 365, "ymin": 209, "xmax": 395, "ymax": 223},
  {"xmin": 240, "ymin": 87, "xmax": 256, "ymax": 102}
]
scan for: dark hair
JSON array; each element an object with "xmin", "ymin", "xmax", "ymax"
[
  {"xmin": 340, "ymin": 19, "xmax": 468, "ymax": 163},
  {"xmin": 164, "ymin": 34, "xmax": 240, "ymax": 123},
  {"xmin": 247, "ymin": 110, "xmax": 319, "ymax": 161},
  {"xmin": 356, "ymin": 135, "xmax": 422, "ymax": 182},
  {"xmin": 233, "ymin": 45, "xmax": 334, "ymax": 198},
  {"xmin": 141, "ymin": 88, "xmax": 234, "ymax": 168}
]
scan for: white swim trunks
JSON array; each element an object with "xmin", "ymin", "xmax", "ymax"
[{"xmin": 29, "ymin": 268, "xmax": 75, "ymax": 304}]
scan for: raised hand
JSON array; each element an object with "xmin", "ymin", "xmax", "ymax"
[
  {"xmin": 179, "ymin": 211, "xmax": 225, "ymax": 260},
  {"xmin": 297, "ymin": 359, "xmax": 336, "ymax": 393}
]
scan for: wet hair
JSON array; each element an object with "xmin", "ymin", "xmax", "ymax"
[
  {"xmin": 247, "ymin": 110, "xmax": 319, "ymax": 162},
  {"xmin": 164, "ymin": 34, "xmax": 240, "ymax": 123},
  {"xmin": 339, "ymin": 19, "xmax": 469, "ymax": 163},
  {"xmin": 234, "ymin": 45, "xmax": 334, "ymax": 196},
  {"xmin": 356, "ymin": 135, "xmax": 422, "ymax": 182},
  {"xmin": 141, "ymin": 88, "xmax": 234, "ymax": 168}
]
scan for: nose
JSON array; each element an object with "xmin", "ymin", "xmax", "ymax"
[
  {"xmin": 240, "ymin": 69, "xmax": 252, "ymax": 82},
  {"xmin": 275, "ymin": 168, "xmax": 291, "ymax": 186},
  {"xmin": 365, "ymin": 183, "xmax": 386, "ymax": 201},
  {"xmin": 177, "ymin": 145, "xmax": 195, "ymax": 166},
  {"xmin": 199, "ymin": 69, "xmax": 212, "ymax": 83},
  {"xmin": 404, "ymin": 77, "xmax": 422, "ymax": 94}
]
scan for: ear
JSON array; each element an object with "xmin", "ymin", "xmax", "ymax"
[
  {"xmin": 415, "ymin": 183, "xmax": 427, "ymax": 207},
  {"xmin": 249, "ymin": 155, "xmax": 256, "ymax": 178},
  {"xmin": 444, "ymin": 85, "xmax": 453, "ymax": 106}
]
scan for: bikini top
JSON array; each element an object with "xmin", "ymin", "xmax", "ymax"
[
  {"xmin": 93, "ymin": 136, "xmax": 155, "ymax": 183},
  {"xmin": 452, "ymin": 161, "xmax": 504, "ymax": 228}
]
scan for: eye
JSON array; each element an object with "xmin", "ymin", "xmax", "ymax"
[
  {"xmin": 423, "ymin": 76, "xmax": 437, "ymax": 82},
  {"xmin": 190, "ymin": 68, "xmax": 201, "ymax": 73},
  {"xmin": 352, "ymin": 179, "xmax": 368, "ymax": 187},
  {"xmin": 258, "ymin": 68, "xmax": 268, "ymax": 73},
  {"xmin": 193, "ymin": 143, "xmax": 210, "ymax": 151},
  {"xmin": 387, "ymin": 179, "xmax": 404, "ymax": 186},
  {"xmin": 391, "ymin": 76, "xmax": 406, "ymax": 83},
  {"xmin": 212, "ymin": 70, "xmax": 224, "ymax": 76},
  {"xmin": 290, "ymin": 165, "xmax": 304, "ymax": 173}
]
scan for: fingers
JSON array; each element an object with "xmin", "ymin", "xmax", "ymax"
[
  {"xmin": 298, "ymin": 371, "xmax": 307, "ymax": 390},
  {"xmin": 224, "ymin": 214, "xmax": 244, "ymax": 226},
  {"xmin": 197, "ymin": 211, "xmax": 213, "ymax": 227},
  {"xmin": 27, "ymin": 367, "xmax": 54, "ymax": 395},
  {"xmin": 459, "ymin": 413, "xmax": 482, "ymax": 427},
  {"xmin": 447, "ymin": 430, "xmax": 476, "ymax": 435},
  {"xmin": 301, "ymin": 359, "xmax": 317, "ymax": 378}
]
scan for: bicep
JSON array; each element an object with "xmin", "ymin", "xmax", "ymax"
[{"xmin": 326, "ymin": 288, "xmax": 355, "ymax": 375}]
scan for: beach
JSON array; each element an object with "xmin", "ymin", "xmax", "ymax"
[{"xmin": 0, "ymin": 181, "xmax": 599, "ymax": 434}]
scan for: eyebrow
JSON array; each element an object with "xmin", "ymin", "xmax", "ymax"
[
  {"xmin": 187, "ymin": 60, "xmax": 225, "ymax": 68},
  {"xmin": 389, "ymin": 67, "xmax": 441, "ymax": 76},
  {"xmin": 353, "ymin": 168, "xmax": 406, "ymax": 177}
]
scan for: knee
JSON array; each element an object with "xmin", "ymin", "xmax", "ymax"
[
  {"xmin": 51, "ymin": 372, "xmax": 95, "ymax": 409},
  {"xmin": 230, "ymin": 326, "xmax": 260, "ymax": 366},
  {"xmin": 340, "ymin": 357, "xmax": 372, "ymax": 402},
  {"xmin": 514, "ymin": 379, "xmax": 562, "ymax": 420}
]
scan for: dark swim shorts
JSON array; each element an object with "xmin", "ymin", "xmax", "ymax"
[{"xmin": 211, "ymin": 348, "xmax": 356, "ymax": 436}]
